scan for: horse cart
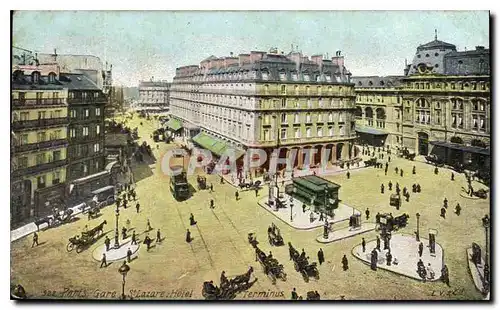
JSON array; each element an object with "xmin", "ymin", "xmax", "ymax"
[
  {"xmin": 202, "ymin": 267, "xmax": 256, "ymax": 300},
  {"xmin": 306, "ymin": 291, "xmax": 321, "ymax": 300},
  {"xmin": 197, "ymin": 175, "xmax": 207, "ymax": 190},
  {"xmin": 255, "ymin": 247, "xmax": 287, "ymax": 284},
  {"xmin": 267, "ymin": 223, "xmax": 284, "ymax": 246},
  {"xmin": 425, "ymin": 154, "xmax": 445, "ymax": 167},
  {"xmin": 66, "ymin": 220, "xmax": 107, "ymax": 253},
  {"xmin": 377, "ymin": 213, "xmax": 409, "ymax": 232},
  {"xmin": 238, "ymin": 180, "xmax": 262, "ymax": 190},
  {"xmin": 473, "ymin": 188, "xmax": 489, "ymax": 199},
  {"xmin": 364, "ymin": 158, "xmax": 378, "ymax": 167},
  {"xmin": 289, "ymin": 243, "xmax": 319, "ymax": 282},
  {"xmin": 389, "ymin": 194, "xmax": 401, "ymax": 208},
  {"xmin": 248, "ymin": 233, "xmax": 259, "ymax": 248},
  {"xmin": 34, "ymin": 208, "xmax": 74, "ymax": 231}
]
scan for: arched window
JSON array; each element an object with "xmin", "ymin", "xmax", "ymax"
[
  {"xmin": 32, "ymin": 71, "xmax": 40, "ymax": 83},
  {"xmin": 48, "ymin": 72, "xmax": 56, "ymax": 83}
]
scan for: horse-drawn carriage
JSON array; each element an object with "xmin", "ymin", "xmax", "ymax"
[
  {"xmin": 267, "ymin": 223, "xmax": 284, "ymax": 246},
  {"xmin": 425, "ymin": 154, "xmax": 445, "ymax": 167},
  {"xmin": 255, "ymin": 247, "xmax": 287, "ymax": 284},
  {"xmin": 364, "ymin": 158, "xmax": 378, "ymax": 167},
  {"xmin": 197, "ymin": 175, "xmax": 207, "ymax": 190},
  {"xmin": 238, "ymin": 180, "xmax": 262, "ymax": 190},
  {"xmin": 473, "ymin": 188, "xmax": 489, "ymax": 199},
  {"xmin": 34, "ymin": 208, "xmax": 74, "ymax": 231},
  {"xmin": 389, "ymin": 194, "xmax": 401, "ymax": 208},
  {"xmin": 289, "ymin": 243, "xmax": 319, "ymax": 282},
  {"xmin": 306, "ymin": 291, "xmax": 321, "ymax": 300},
  {"xmin": 202, "ymin": 267, "xmax": 256, "ymax": 300},
  {"xmin": 66, "ymin": 220, "xmax": 107, "ymax": 253},
  {"xmin": 377, "ymin": 213, "xmax": 409, "ymax": 232},
  {"xmin": 248, "ymin": 233, "xmax": 259, "ymax": 248}
]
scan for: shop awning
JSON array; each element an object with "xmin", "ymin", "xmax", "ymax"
[
  {"xmin": 355, "ymin": 125, "xmax": 388, "ymax": 136},
  {"xmin": 165, "ymin": 118, "xmax": 182, "ymax": 131},
  {"xmin": 430, "ymin": 141, "xmax": 490, "ymax": 156},
  {"xmin": 192, "ymin": 132, "xmax": 245, "ymax": 159}
]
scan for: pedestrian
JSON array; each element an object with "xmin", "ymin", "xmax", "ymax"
[
  {"xmin": 131, "ymin": 231, "xmax": 137, "ymax": 245},
  {"xmin": 381, "ymin": 183, "xmax": 385, "ymax": 194},
  {"xmin": 385, "ymin": 166, "xmax": 388, "ymax": 175},
  {"xmin": 388, "ymin": 156, "xmax": 391, "ymax": 162},
  {"xmin": 255, "ymin": 188, "xmax": 259, "ymax": 197},
  {"xmin": 32, "ymin": 232, "xmax": 39, "ymax": 248},
  {"xmin": 455, "ymin": 203, "xmax": 461, "ymax": 216},
  {"xmin": 346, "ymin": 171, "xmax": 350, "ymax": 179},
  {"xmin": 156, "ymin": 229, "xmax": 162, "ymax": 242},
  {"xmin": 412, "ymin": 184, "xmax": 416, "ymax": 193},
  {"xmin": 127, "ymin": 248, "xmax": 133, "ymax": 263},
  {"xmin": 386, "ymin": 250, "xmax": 392, "ymax": 266},
  {"xmin": 189, "ymin": 213, "xmax": 197, "ymax": 226},
  {"xmin": 418, "ymin": 242, "xmax": 424, "ymax": 257},
  {"xmin": 291, "ymin": 288, "xmax": 298, "ymax": 300},
  {"xmin": 451, "ymin": 172, "xmax": 455, "ymax": 181},
  {"xmin": 416, "ymin": 184, "xmax": 421, "ymax": 193},
  {"xmin": 220, "ymin": 176, "xmax": 224, "ymax": 184},
  {"xmin": 395, "ymin": 167, "xmax": 398, "ymax": 174},
  {"xmin": 317, "ymin": 248, "xmax": 325, "ymax": 265},
  {"xmin": 210, "ymin": 183, "xmax": 214, "ymax": 192},
  {"xmin": 144, "ymin": 234, "xmax": 152, "ymax": 251},
  {"xmin": 388, "ymin": 181, "xmax": 392, "ymax": 191},
  {"xmin": 132, "ymin": 190, "xmax": 136, "ymax": 201},
  {"xmin": 375, "ymin": 212, "xmax": 381, "ymax": 224},
  {"xmin": 309, "ymin": 211, "xmax": 314, "ymax": 223},
  {"xmin": 342, "ymin": 254, "xmax": 349, "ymax": 271},
  {"xmin": 400, "ymin": 169, "xmax": 403, "ymax": 177},
  {"xmin": 116, "ymin": 197, "xmax": 121, "ymax": 209},
  {"xmin": 186, "ymin": 229, "xmax": 191, "ymax": 243},
  {"xmin": 371, "ymin": 249, "xmax": 378, "ymax": 271},
  {"xmin": 88, "ymin": 211, "xmax": 92, "ymax": 221},
  {"xmin": 146, "ymin": 219, "xmax": 152, "ymax": 232},
  {"xmin": 235, "ymin": 191, "xmax": 239, "ymax": 201},
  {"xmin": 123, "ymin": 199, "xmax": 128, "ymax": 209},
  {"xmin": 417, "ymin": 259, "xmax": 426, "ymax": 281},
  {"xmin": 362, "ymin": 237, "xmax": 366, "ymax": 252},
  {"xmin": 443, "ymin": 198, "xmax": 448, "ymax": 209},
  {"xmin": 100, "ymin": 253, "xmax": 107, "ymax": 268},
  {"xmin": 302, "ymin": 204, "xmax": 307, "ymax": 213},
  {"xmin": 412, "ymin": 166, "xmax": 416, "ymax": 175},
  {"xmin": 365, "ymin": 208, "xmax": 370, "ymax": 220},
  {"xmin": 441, "ymin": 264, "xmax": 450, "ymax": 286},
  {"xmin": 210, "ymin": 199, "xmax": 215, "ymax": 209},
  {"xmin": 440, "ymin": 207, "xmax": 446, "ymax": 219},
  {"xmin": 427, "ymin": 263, "xmax": 435, "ymax": 280},
  {"xmin": 319, "ymin": 212, "xmax": 324, "ymax": 222},
  {"xmin": 434, "ymin": 167, "xmax": 439, "ymax": 175},
  {"xmin": 376, "ymin": 236, "xmax": 381, "ymax": 251},
  {"xmin": 105, "ymin": 235, "xmax": 110, "ymax": 251},
  {"xmin": 136, "ymin": 203, "xmax": 140, "ymax": 213},
  {"xmin": 405, "ymin": 192, "xmax": 410, "ymax": 202}
]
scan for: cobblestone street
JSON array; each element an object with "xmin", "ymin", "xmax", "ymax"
[{"xmin": 10, "ymin": 115, "xmax": 489, "ymax": 300}]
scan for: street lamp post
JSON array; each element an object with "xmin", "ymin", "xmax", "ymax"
[
  {"xmin": 415, "ymin": 213, "xmax": 420, "ymax": 242},
  {"xmin": 114, "ymin": 203, "xmax": 120, "ymax": 249},
  {"xmin": 118, "ymin": 261, "xmax": 130, "ymax": 300},
  {"xmin": 289, "ymin": 195, "xmax": 294, "ymax": 222},
  {"xmin": 324, "ymin": 187, "xmax": 328, "ymax": 215},
  {"xmin": 482, "ymin": 215, "xmax": 490, "ymax": 292}
]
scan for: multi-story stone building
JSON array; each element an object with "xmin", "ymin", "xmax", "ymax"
[
  {"xmin": 59, "ymin": 73, "xmax": 108, "ymax": 203},
  {"xmin": 352, "ymin": 34, "xmax": 490, "ymax": 168},
  {"xmin": 138, "ymin": 80, "xmax": 170, "ymax": 111},
  {"xmin": 170, "ymin": 49, "xmax": 357, "ymax": 171},
  {"xmin": 11, "ymin": 64, "xmax": 69, "ymax": 226}
]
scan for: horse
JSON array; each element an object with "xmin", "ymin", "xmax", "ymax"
[
  {"xmin": 84, "ymin": 220, "xmax": 107, "ymax": 238},
  {"xmin": 230, "ymin": 267, "xmax": 254, "ymax": 286}
]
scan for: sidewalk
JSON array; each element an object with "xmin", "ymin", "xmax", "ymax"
[
  {"xmin": 257, "ymin": 194, "xmax": 361, "ymax": 230},
  {"xmin": 351, "ymin": 234, "xmax": 443, "ymax": 282},
  {"xmin": 466, "ymin": 248, "xmax": 489, "ymax": 295}
]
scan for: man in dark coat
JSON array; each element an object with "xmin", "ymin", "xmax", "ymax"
[
  {"xmin": 412, "ymin": 166, "xmax": 416, "ymax": 175},
  {"xmin": 100, "ymin": 253, "xmax": 107, "ymax": 268},
  {"xmin": 443, "ymin": 198, "xmax": 448, "ymax": 209},
  {"xmin": 451, "ymin": 173, "xmax": 455, "ymax": 181},
  {"xmin": 32, "ymin": 232, "xmax": 39, "ymax": 248},
  {"xmin": 376, "ymin": 236, "xmax": 381, "ymax": 251},
  {"xmin": 235, "ymin": 191, "xmax": 239, "ymax": 201},
  {"xmin": 127, "ymin": 248, "xmax": 133, "ymax": 263},
  {"xmin": 375, "ymin": 212, "xmax": 381, "ymax": 224},
  {"xmin": 189, "ymin": 213, "xmax": 197, "ymax": 226},
  {"xmin": 386, "ymin": 250, "xmax": 392, "ymax": 266},
  {"xmin": 370, "ymin": 249, "xmax": 378, "ymax": 271},
  {"xmin": 186, "ymin": 229, "xmax": 192, "ymax": 243},
  {"xmin": 317, "ymin": 248, "xmax": 325, "ymax": 265},
  {"xmin": 441, "ymin": 265, "xmax": 450, "ymax": 286},
  {"xmin": 210, "ymin": 199, "xmax": 215, "ymax": 209},
  {"xmin": 412, "ymin": 184, "xmax": 416, "ymax": 193},
  {"xmin": 455, "ymin": 203, "xmax": 461, "ymax": 216},
  {"xmin": 291, "ymin": 288, "xmax": 298, "ymax": 300},
  {"xmin": 362, "ymin": 238, "xmax": 366, "ymax": 252},
  {"xmin": 400, "ymin": 169, "xmax": 403, "ymax": 177},
  {"xmin": 131, "ymin": 231, "xmax": 137, "ymax": 245},
  {"xmin": 365, "ymin": 208, "xmax": 370, "ymax": 220},
  {"xmin": 434, "ymin": 167, "xmax": 439, "ymax": 175},
  {"xmin": 418, "ymin": 242, "xmax": 424, "ymax": 257},
  {"xmin": 388, "ymin": 181, "xmax": 392, "ymax": 191},
  {"xmin": 144, "ymin": 234, "xmax": 152, "ymax": 251},
  {"xmin": 210, "ymin": 183, "xmax": 214, "ymax": 192},
  {"xmin": 105, "ymin": 236, "xmax": 110, "ymax": 251},
  {"xmin": 440, "ymin": 207, "xmax": 446, "ymax": 219},
  {"xmin": 381, "ymin": 183, "xmax": 385, "ymax": 194},
  {"xmin": 136, "ymin": 203, "xmax": 140, "ymax": 213},
  {"xmin": 342, "ymin": 254, "xmax": 349, "ymax": 271},
  {"xmin": 156, "ymin": 229, "xmax": 162, "ymax": 242},
  {"xmin": 346, "ymin": 171, "xmax": 350, "ymax": 179},
  {"xmin": 122, "ymin": 227, "xmax": 127, "ymax": 240}
]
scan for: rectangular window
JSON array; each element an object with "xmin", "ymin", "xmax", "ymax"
[
  {"xmin": 52, "ymin": 171, "xmax": 60, "ymax": 185},
  {"xmin": 95, "ymin": 108, "xmax": 101, "ymax": 116},
  {"xmin": 317, "ymin": 127, "xmax": 323, "ymax": 137},
  {"xmin": 263, "ymin": 129, "xmax": 270, "ymax": 141},
  {"xmin": 472, "ymin": 115, "xmax": 478, "ymax": 130},
  {"xmin": 329, "ymin": 126, "xmax": 334, "ymax": 136},
  {"xmin": 306, "ymin": 114, "xmax": 311, "ymax": 123},
  {"xmin": 36, "ymin": 153, "xmax": 45, "ymax": 165},
  {"xmin": 280, "ymin": 128, "xmax": 287, "ymax": 140},
  {"xmin": 38, "ymin": 111, "xmax": 46, "ymax": 119},
  {"xmin": 83, "ymin": 127, "xmax": 89, "ymax": 136},
  {"xmin": 20, "ymin": 112, "xmax": 29, "ymax": 121},
  {"xmin": 84, "ymin": 109, "xmax": 89, "ymax": 118},
  {"xmin": 294, "ymin": 113, "xmax": 300, "ymax": 123},
  {"xmin": 70, "ymin": 128, "xmax": 76, "ymax": 138},
  {"xmin": 96, "ymin": 125, "xmax": 101, "ymax": 135},
  {"xmin": 94, "ymin": 143, "xmax": 100, "ymax": 153},
  {"xmin": 18, "ymin": 157, "xmax": 28, "ymax": 169},
  {"xmin": 318, "ymin": 113, "xmax": 323, "ymax": 122},
  {"xmin": 18, "ymin": 92, "xmax": 26, "ymax": 102},
  {"xmin": 37, "ymin": 175, "xmax": 46, "ymax": 189},
  {"xmin": 36, "ymin": 92, "xmax": 43, "ymax": 103},
  {"xmin": 306, "ymin": 127, "xmax": 311, "ymax": 138},
  {"xmin": 37, "ymin": 132, "xmax": 46, "ymax": 142},
  {"xmin": 70, "ymin": 109, "xmax": 77, "ymax": 118},
  {"xmin": 480, "ymin": 116, "xmax": 485, "ymax": 131},
  {"xmin": 294, "ymin": 128, "xmax": 300, "ymax": 138},
  {"xmin": 53, "ymin": 150, "xmax": 61, "ymax": 161}
]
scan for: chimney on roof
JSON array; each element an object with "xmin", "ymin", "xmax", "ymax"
[
  {"xmin": 230, "ymin": 52, "xmax": 233, "ymax": 57},
  {"xmin": 435, "ymin": 29, "xmax": 438, "ymax": 41},
  {"xmin": 476, "ymin": 46, "xmax": 485, "ymax": 50},
  {"xmin": 52, "ymin": 48, "xmax": 57, "ymax": 62}
]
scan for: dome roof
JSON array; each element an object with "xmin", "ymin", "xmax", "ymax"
[{"xmin": 417, "ymin": 39, "xmax": 456, "ymax": 52}]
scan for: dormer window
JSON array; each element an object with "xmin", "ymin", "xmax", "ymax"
[
  {"xmin": 262, "ymin": 71, "xmax": 269, "ymax": 80},
  {"xmin": 32, "ymin": 71, "xmax": 40, "ymax": 83},
  {"xmin": 303, "ymin": 74, "xmax": 310, "ymax": 81},
  {"xmin": 48, "ymin": 72, "xmax": 56, "ymax": 83},
  {"xmin": 368, "ymin": 81, "xmax": 373, "ymax": 86},
  {"xmin": 279, "ymin": 71, "xmax": 286, "ymax": 81},
  {"xmin": 291, "ymin": 72, "xmax": 298, "ymax": 81}
]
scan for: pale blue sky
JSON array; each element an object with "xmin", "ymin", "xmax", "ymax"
[{"xmin": 12, "ymin": 11, "xmax": 489, "ymax": 86}]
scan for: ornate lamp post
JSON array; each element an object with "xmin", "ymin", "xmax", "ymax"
[
  {"xmin": 118, "ymin": 261, "xmax": 130, "ymax": 300},
  {"xmin": 415, "ymin": 213, "xmax": 420, "ymax": 242},
  {"xmin": 289, "ymin": 189, "xmax": 295, "ymax": 222},
  {"xmin": 482, "ymin": 214, "xmax": 490, "ymax": 292},
  {"xmin": 114, "ymin": 203, "xmax": 120, "ymax": 249}
]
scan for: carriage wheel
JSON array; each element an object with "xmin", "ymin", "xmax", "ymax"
[
  {"xmin": 66, "ymin": 242, "xmax": 74, "ymax": 252},
  {"xmin": 294, "ymin": 262, "xmax": 299, "ymax": 272},
  {"xmin": 271, "ymin": 274, "xmax": 276, "ymax": 285},
  {"xmin": 281, "ymin": 272, "xmax": 287, "ymax": 281},
  {"xmin": 315, "ymin": 273, "xmax": 320, "ymax": 280},
  {"xmin": 107, "ymin": 196, "xmax": 115, "ymax": 205},
  {"xmin": 303, "ymin": 273, "xmax": 309, "ymax": 283},
  {"xmin": 76, "ymin": 245, "xmax": 84, "ymax": 254}
]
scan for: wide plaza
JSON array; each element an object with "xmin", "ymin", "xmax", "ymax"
[{"xmin": 10, "ymin": 113, "xmax": 490, "ymax": 300}]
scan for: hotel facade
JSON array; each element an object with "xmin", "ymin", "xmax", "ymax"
[{"xmin": 169, "ymin": 49, "xmax": 358, "ymax": 171}]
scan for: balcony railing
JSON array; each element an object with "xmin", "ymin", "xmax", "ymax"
[
  {"xmin": 12, "ymin": 117, "xmax": 68, "ymax": 130},
  {"xmin": 14, "ymin": 138, "xmax": 68, "ymax": 153},
  {"xmin": 67, "ymin": 98, "xmax": 107, "ymax": 104},
  {"xmin": 12, "ymin": 158, "xmax": 68, "ymax": 178},
  {"xmin": 12, "ymin": 98, "xmax": 66, "ymax": 107}
]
